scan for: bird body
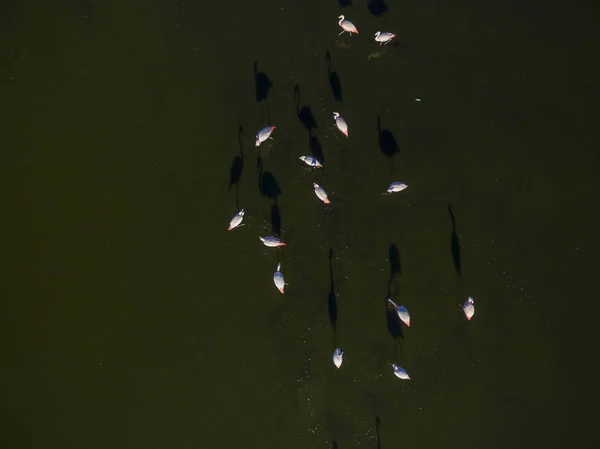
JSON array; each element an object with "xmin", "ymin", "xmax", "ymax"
[
  {"xmin": 462, "ymin": 297, "xmax": 475, "ymax": 320},
  {"xmin": 388, "ymin": 298, "xmax": 410, "ymax": 327},
  {"xmin": 228, "ymin": 209, "xmax": 245, "ymax": 231},
  {"xmin": 259, "ymin": 235, "xmax": 286, "ymax": 247},
  {"xmin": 273, "ymin": 263, "xmax": 287, "ymax": 293},
  {"xmin": 338, "ymin": 15, "xmax": 358, "ymax": 35},
  {"xmin": 374, "ymin": 31, "xmax": 396, "ymax": 45},
  {"xmin": 387, "ymin": 182, "xmax": 408, "ymax": 193},
  {"xmin": 299, "ymin": 156, "xmax": 323, "ymax": 168},
  {"xmin": 333, "ymin": 112, "xmax": 349, "ymax": 137},
  {"xmin": 333, "ymin": 348, "xmax": 344, "ymax": 368},
  {"xmin": 255, "ymin": 126, "xmax": 276, "ymax": 146},
  {"xmin": 313, "ymin": 183, "xmax": 331, "ymax": 204}
]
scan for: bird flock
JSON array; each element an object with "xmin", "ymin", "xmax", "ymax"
[{"xmin": 227, "ymin": 14, "xmax": 476, "ymax": 381}]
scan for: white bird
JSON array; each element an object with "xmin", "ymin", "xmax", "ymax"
[
  {"xmin": 299, "ymin": 156, "xmax": 323, "ymax": 168},
  {"xmin": 338, "ymin": 15, "xmax": 358, "ymax": 36},
  {"xmin": 333, "ymin": 112, "xmax": 348, "ymax": 137},
  {"xmin": 388, "ymin": 298, "xmax": 410, "ymax": 327},
  {"xmin": 392, "ymin": 364, "xmax": 411, "ymax": 380},
  {"xmin": 259, "ymin": 235, "xmax": 286, "ymax": 247},
  {"xmin": 333, "ymin": 348, "xmax": 344, "ymax": 368},
  {"xmin": 255, "ymin": 126, "xmax": 276, "ymax": 146},
  {"xmin": 387, "ymin": 182, "xmax": 408, "ymax": 193},
  {"xmin": 462, "ymin": 296, "xmax": 475, "ymax": 320},
  {"xmin": 374, "ymin": 31, "xmax": 396, "ymax": 45},
  {"xmin": 313, "ymin": 183, "xmax": 331, "ymax": 204},
  {"xmin": 273, "ymin": 263, "xmax": 287, "ymax": 294},
  {"xmin": 228, "ymin": 209, "xmax": 245, "ymax": 231}
]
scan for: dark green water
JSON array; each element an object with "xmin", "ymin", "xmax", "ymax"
[{"xmin": 2, "ymin": 1, "xmax": 599, "ymax": 448}]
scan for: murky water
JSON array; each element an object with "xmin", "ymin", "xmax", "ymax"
[{"xmin": 2, "ymin": 1, "xmax": 599, "ymax": 448}]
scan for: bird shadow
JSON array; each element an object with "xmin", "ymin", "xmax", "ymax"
[
  {"xmin": 387, "ymin": 244, "xmax": 401, "ymax": 297},
  {"xmin": 257, "ymin": 156, "xmax": 282, "ymax": 202},
  {"xmin": 271, "ymin": 204, "xmax": 281, "ymax": 237},
  {"xmin": 228, "ymin": 125, "xmax": 244, "ymax": 209},
  {"xmin": 328, "ymin": 247, "xmax": 338, "ymax": 331},
  {"xmin": 385, "ymin": 297, "xmax": 404, "ymax": 340},
  {"xmin": 368, "ymin": 0, "xmax": 388, "ymax": 18},
  {"xmin": 254, "ymin": 61, "xmax": 272, "ymax": 124},
  {"xmin": 332, "ymin": 441, "xmax": 339, "ymax": 449},
  {"xmin": 448, "ymin": 204, "xmax": 461, "ymax": 276},
  {"xmin": 326, "ymin": 51, "xmax": 343, "ymax": 102},
  {"xmin": 309, "ymin": 134, "xmax": 325, "ymax": 164},
  {"xmin": 375, "ymin": 416, "xmax": 382, "ymax": 449},
  {"xmin": 377, "ymin": 114, "xmax": 399, "ymax": 158},
  {"xmin": 294, "ymin": 84, "xmax": 318, "ymax": 134}
]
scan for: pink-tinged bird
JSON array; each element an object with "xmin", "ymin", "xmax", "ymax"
[
  {"xmin": 255, "ymin": 126, "xmax": 276, "ymax": 146},
  {"xmin": 313, "ymin": 183, "xmax": 331, "ymax": 204},
  {"xmin": 273, "ymin": 263, "xmax": 287, "ymax": 294},
  {"xmin": 338, "ymin": 15, "xmax": 358, "ymax": 36},
  {"xmin": 228, "ymin": 209, "xmax": 245, "ymax": 231},
  {"xmin": 462, "ymin": 296, "xmax": 475, "ymax": 320},
  {"xmin": 374, "ymin": 31, "xmax": 396, "ymax": 45},
  {"xmin": 259, "ymin": 235, "xmax": 286, "ymax": 247},
  {"xmin": 392, "ymin": 364, "xmax": 411, "ymax": 380},
  {"xmin": 333, "ymin": 112, "xmax": 348, "ymax": 137},
  {"xmin": 388, "ymin": 298, "xmax": 410, "ymax": 327}
]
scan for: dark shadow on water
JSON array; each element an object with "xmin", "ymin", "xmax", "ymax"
[
  {"xmin": 228, "ymin": 125, "xmax": 244, "ymax": 209},
  {"xmin": 309, "ymin": 134, "xmax": 325, "ymax": 164},
  {"xmin": 386, "ymin": 298, "xmax": 404, "ymax": 340},
  {"xmin": 332, "ymin": 441, "xmax": 338, "ymax": 449},
  {"xmin": 328, "ymin": 247, "xmax": 338, "ymax": 331},
  {"xmin": 337, "ymin": 0, "xmax": 352, "ymax": 8},
  {"xmin": 368, "ymin": 0, "xmax": 388, "ymax": 18},
  {"xmin": 448, "ymin": 204, "xmax": 462, "ymax": 276},
  {"xmin": 271, "ymin": 204, "xmax": 281, "ymax": 237},
  {"xmin": 326, "ymin": 51, "xmax": 343, "ymax": 102},
  {"xmin": 254, "ymin": 61, "xmax": 272, "ymax": 124},
  {"xmin": 257, "ymin": 157, "xmax": 282, "ymax": 202},
  {"xmin": 254, "ymin": 61, "xmax": 272, "ymax": 102},
  {"xmin": 375, "ymin": 416, "xmax": 381, "ymax": 449},
  {"xmin": 377, "ymin": 114, "xmax": 399, "ymax": 158},
  {"xmin": 387, "ymin": 244, "xmax": 401, "ymax": 297},
  {"xmin": 294, "ymin": 84, "xmax": 317, "ymax": 134}
]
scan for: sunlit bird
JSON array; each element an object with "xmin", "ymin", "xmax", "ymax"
[
  {"xmin": 333, "ymin": 348, "xmax": 344, "ymax": 368},
  {"xmin": 255, "ymin": 126, "xmax": 276, "ymax": 146},
  {"xmin": 313, "ymin": 183, "xmax": 331, "ymax": 204},
  {"xmin": 392, "ymin": 363, "xmax": 411, "ymax": 380},
  {"xmin": 374, "ymin": 31, "xmax": 396, "ymax": 45},
  {"xmin": 387, "ymin": 182, "xmax": 408, "ymax": 193},
  {"xmin": 227, "ymin": 209, "xmax": 245, "ymax": 231},
  {"xmin": 338, "ymin": 15, "xmax": 358, "ymax": 36},
  {"xmin": 461, "ymin": 296, "xmax": 475, "ymax": 320},
  {"xmin": 273, "ymin": 263, "xmax": 287, "ymax": 294},
  {"xmin": 299, "ymin": 155, "xmax": 323, "ymax": 168},
  {"xmin": 388, "ymin": 298, "xmax": 410, "ymax": 327},
  {"xmin": 333, "ymin": 112, "xmax": 349, "ymax": 137},
  {"xmin": 259, "ymin": 235, "xmax": 286, "ymax": 247}
]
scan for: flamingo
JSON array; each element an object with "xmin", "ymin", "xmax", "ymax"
[{"xmin": 338, "ymin": 15, "xmax": 358, "ymax": 36}]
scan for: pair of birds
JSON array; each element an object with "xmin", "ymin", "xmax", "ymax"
[
  {"xmin": 337, "ymin": 15, "xmax": 396, "ymax": 46},
  {"xmin": 255, "ymin": 111, "xmax": 347, "ymax": 147},
  {"xmin": 333, "ymin": 348, "xmax": 411, "ymax": 380},
  {"xmin": 386, "ymin": 297, "xmax": 476, "ymax": 325}
]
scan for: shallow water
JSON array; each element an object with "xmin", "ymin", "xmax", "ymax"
[{"xmin": 2, "ymin": 1, "xmax": 599, "ymax": 448}]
